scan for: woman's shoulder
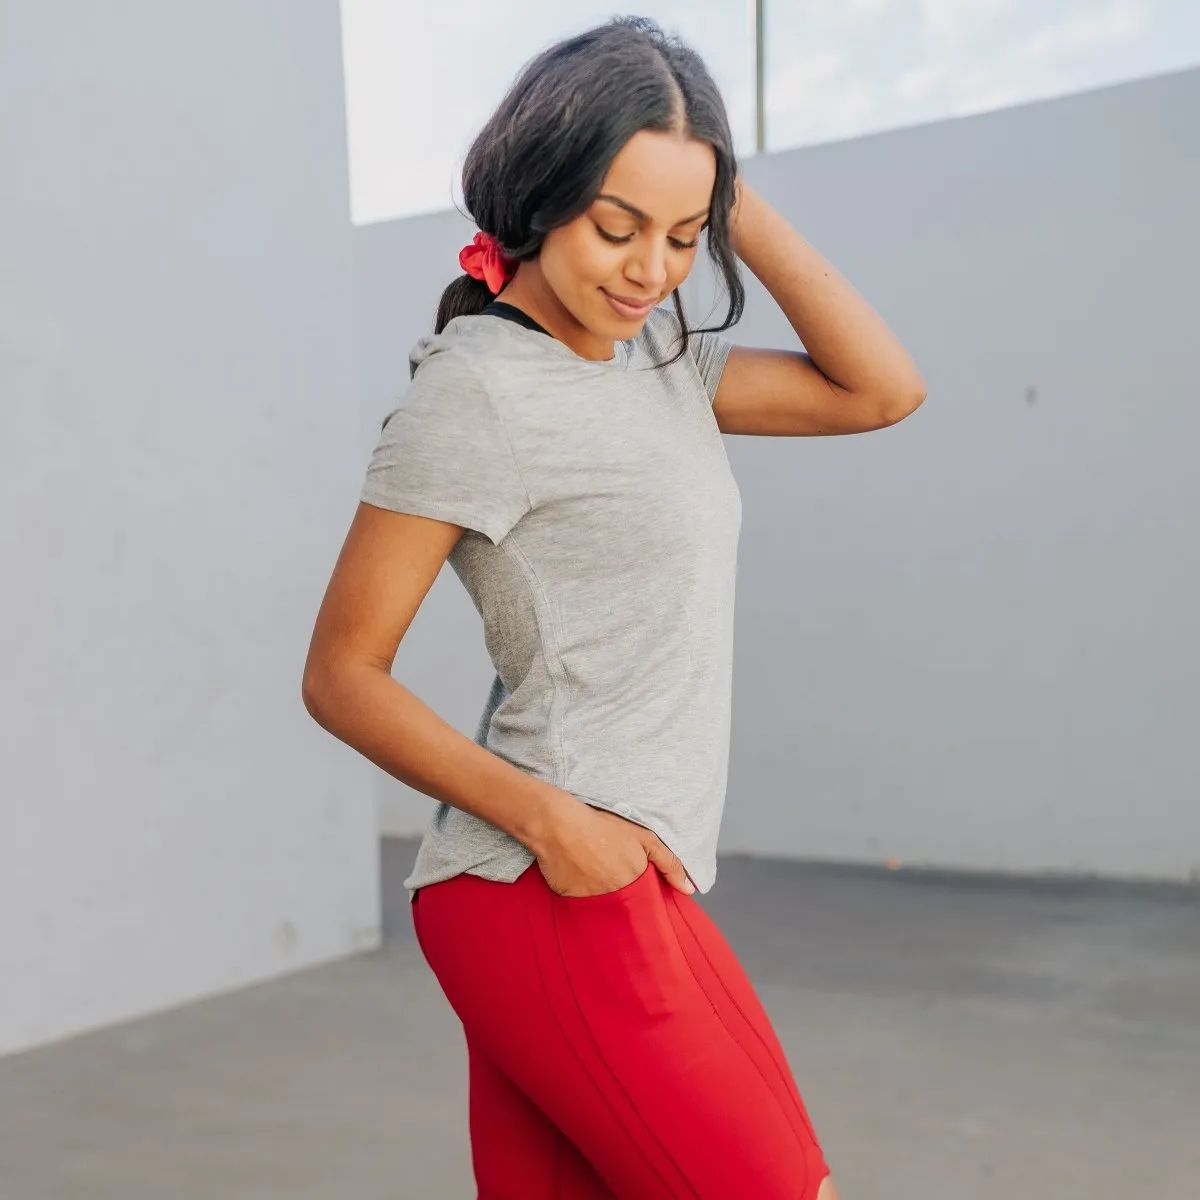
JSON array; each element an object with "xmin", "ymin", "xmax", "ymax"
[
  {"xmin": 408, "ymin": 314, "xmax": 549, "ymax": 388},
  {"xmin": 408, "ymin": 317, "xmax": 493, "ymax": 380},
  {"xmin": 376, "ymin": 323, "xmax": 511, "ymax": 434}
]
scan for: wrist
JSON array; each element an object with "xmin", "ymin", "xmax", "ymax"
[{"xmin": 515, "ymin": 784, "xmax": 581, "ymax": 858}]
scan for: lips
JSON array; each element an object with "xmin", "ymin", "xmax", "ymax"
[
  {"xmin": 605, "ymin": 290, "xmax": 656, "ymax": 306},
  {"xmin": 602, "ymin": 289, "xmax": 657, "ymax": 318}
]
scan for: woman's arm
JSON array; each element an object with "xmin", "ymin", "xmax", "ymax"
[
  {"xmin": 302, "ymin": 504, "xmax": 568, "ymax": 853},
  {"xmin": 301, "ymin": 502, "xmax": 693, "ymax": 897},
  {"xmin": 710, "ymin": 178, "xmax": 927, "ymax": 437}
]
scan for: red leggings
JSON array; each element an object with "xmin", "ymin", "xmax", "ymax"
[{"xmin": 412, "ymin": 859, "xmax": 831, "ymax": 1199}]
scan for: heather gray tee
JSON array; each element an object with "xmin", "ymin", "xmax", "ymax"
[{"xmin": 360, "ymin": 304, "xmax": 741, "ymax": 896}]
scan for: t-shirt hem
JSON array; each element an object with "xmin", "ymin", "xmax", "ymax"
[
  {"xmin": 403, "ymin": 846, "xmax": 536, "ymax": 899},
  {"xmin": 359, "ymin": 490, "xmax": 513, "ymax": 547},
  {"xmin": 401, "ymin": 805, "xmax": 718, "ymax": 899}
]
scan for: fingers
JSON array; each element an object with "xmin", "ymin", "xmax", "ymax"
[{"xmin": 644, "ymin": 839, "xmax": 695, "ymax": 895}]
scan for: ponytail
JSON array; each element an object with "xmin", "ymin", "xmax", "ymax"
[{"xmin": 434, "ymin": 272, "xmax": 495, "ymax": 335}]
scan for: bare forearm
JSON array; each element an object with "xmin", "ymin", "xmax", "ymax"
[
  {"xmin": 730, "ymin": 180, "xmax": 924, "ymax": 402},
  {"xmin": 303, "ymin": 664, "xmax": 572, "ymax": 856}
]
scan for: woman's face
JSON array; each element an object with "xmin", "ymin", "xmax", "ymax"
[{"xmin": 527, "ymin": 131, "xmax": 718, "ymax": 359}]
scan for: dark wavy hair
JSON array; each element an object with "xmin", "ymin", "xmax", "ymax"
[{"xmin": 434, "ymin": 16, "xmax": 744, "ymax": 367}]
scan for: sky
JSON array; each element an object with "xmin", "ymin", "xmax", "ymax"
[{"xmin": 340, "ymin": 0, "xmax": 1200, "ymax": 225}]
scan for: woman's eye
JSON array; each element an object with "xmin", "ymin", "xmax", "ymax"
[{"xmin": 596, "ymin": 227, "xmax": 698, "ymax": 250}]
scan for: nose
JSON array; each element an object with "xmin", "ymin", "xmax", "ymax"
[{"xmin": 624, "ymin": 237, "xmax": 669, "ymax": 293}]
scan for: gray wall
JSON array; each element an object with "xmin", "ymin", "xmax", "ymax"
[
  {"xmin": 355, "ymin": 67, "xmax": 1199, "ymax": 882},
  {"xmin": 0, "ymin": 2, "xmax": 378, "ymax": 1056}
]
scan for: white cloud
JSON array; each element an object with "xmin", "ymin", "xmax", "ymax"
[
  {"xmin": 771, "ymin": 49, "xmax": 847, "ymax": 98},
  {"xmin": 1022, "ymin": 1, "xmax": 1152, "ymax": 62},
  {"xmin": 896, "ymin": 63, "xmax": 947, "ymax": 103},
  {"xmin": 841, "ymin": 0, "xmax": 897, "ymax": 19},
  {"xmin": 920, "ymin": 0, "xmax": 1017, "ymax": 50},
  {"xmin": 343, "ymin": 0, "xmax": 1191, "ymax": 222},
  {"xmin": 897, "ymin": 0, "xmax": 1156, "ymax": 120},
  {"xmin": 768, "ymin": 50, "xmax": 877, "ymax": 145},
  {"xmin": 772, "ymin": 0, "xmax": 896, "ymax": 25}
]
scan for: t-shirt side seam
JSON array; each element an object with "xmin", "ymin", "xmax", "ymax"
[{"xmin": 498, "ymin": 534, "xmax": 573, "ymax": 791}]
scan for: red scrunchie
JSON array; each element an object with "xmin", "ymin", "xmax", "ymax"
[{"xmin": 459, "ymin": 231, "xmax": 517, "ymax": 295}]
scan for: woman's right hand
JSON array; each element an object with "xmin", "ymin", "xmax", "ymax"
[{"xmin": 534, "ymin": 800, "xmax": 695, "ymax": 899}]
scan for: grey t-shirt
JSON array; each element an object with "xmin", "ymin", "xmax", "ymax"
[{"xmin": 360, "ymin": 303, "xmax": 742, "ymax": 896}]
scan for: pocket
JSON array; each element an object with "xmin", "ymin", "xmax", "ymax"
[
  {"xmin": 550, "ymin": 861, "xmax": 654, "ymax": 904},
  {"xmin": 548, "ymin": 865, "xmax": 689, "ymax": 1020}
]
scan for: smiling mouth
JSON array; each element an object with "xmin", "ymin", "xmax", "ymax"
[{"xmin": 602, "ymin": 289, "xmax": 658, "ymax": 314}]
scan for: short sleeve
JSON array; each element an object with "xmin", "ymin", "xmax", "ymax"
[
  {"xmin": 647, "ymin": 305, "xmax": 734, "ymax": 405},
  {"xmin": 688, "ymin": 325, "xmax": 734, "ymax": 404},
  {"xmin": 360, "ymin": 352, "xmax": 532, "ymax": 546}
]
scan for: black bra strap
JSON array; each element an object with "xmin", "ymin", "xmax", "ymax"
[{"xmin": 480, "ymin": 300, "xmax": 552, "ymax": 338}]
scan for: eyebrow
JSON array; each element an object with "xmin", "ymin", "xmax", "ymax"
[{"xmin": 595, "ymin": 194, "xmax": 710, "ymax": 226}]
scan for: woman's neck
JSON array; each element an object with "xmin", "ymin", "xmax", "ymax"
[{"xmin": 496, "ymin": 265, "xmax": 616, "ymax": 363}]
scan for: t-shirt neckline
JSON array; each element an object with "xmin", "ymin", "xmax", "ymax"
[
  {"xmin": 481, "ymin": 300, "xmax": 551, "ymax": 337},
  {"xmin": 466, "ymin": 305, "xmax": 630, "ymax": 370}
]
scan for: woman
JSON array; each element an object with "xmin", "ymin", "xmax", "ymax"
[{"xmin": 303, "ymin": 16, "xmax": 924, "ymax": 1199}]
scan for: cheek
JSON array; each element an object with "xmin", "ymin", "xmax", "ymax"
[
  {"xmin": 668, "ymin": 250, "xmax": 699, "ymax": 290},
  {"xmin": 545, "ymin": 227, "xmax": 622, "ymax": 291},
  {"xmin": 569, "ymin": 238, "xmax": 621, "ymax": 287}
]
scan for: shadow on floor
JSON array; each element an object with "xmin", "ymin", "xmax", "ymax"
[{"xmin": 2, "ymin": 837, "xmax": 1198, "ymax": 1199}]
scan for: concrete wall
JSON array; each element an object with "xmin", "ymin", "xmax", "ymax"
[
  {"xmin": 354, "ymin": 67, "xmax": 1199, "ymax": 882},
  {"xmin": 0, "ymin": 2, "xmax": 379, "ymax": 1057}
]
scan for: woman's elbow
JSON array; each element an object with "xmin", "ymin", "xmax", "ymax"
[
  {"xmin": 880, "ymin": 374, "xmax": 927, "ymax": 427},
  {"xmin": 301, "ymin": 658, "xmax": 336, "ymax": 724}
]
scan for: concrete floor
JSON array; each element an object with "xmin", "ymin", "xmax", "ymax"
[{"xmin": 2, "ymin": 838, "xmax": 1198, "ymax": 1199}]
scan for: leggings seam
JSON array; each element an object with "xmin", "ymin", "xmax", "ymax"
[
  {"xmin": 670, "ymin": 899, "xmax": 823, "ymax": 1160},
  {"xmin": 544, "ymin": 902, "xmax": 701, "ymax": 1200},
  {"xmin": 550, "ymin": 1125, "xmax": 561, "ymax": 1200}
]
